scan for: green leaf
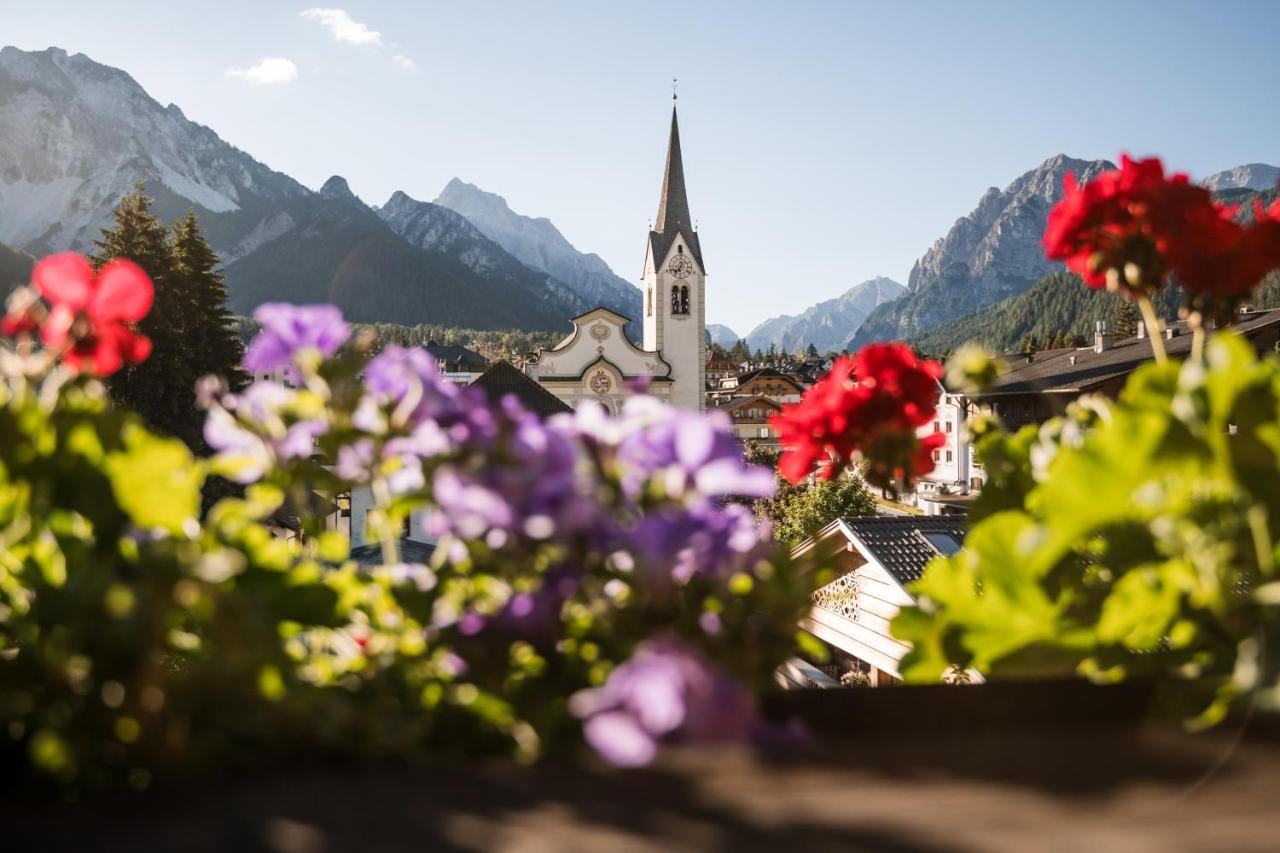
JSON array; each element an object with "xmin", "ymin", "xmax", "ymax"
[{"xmin": 103, "ymin": 424, "xmax": 203, "ymax": 533}]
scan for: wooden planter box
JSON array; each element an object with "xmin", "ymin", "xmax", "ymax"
[{"xmin": 3, "ymin": 680, "xmax": 1277, "ymax": 852}]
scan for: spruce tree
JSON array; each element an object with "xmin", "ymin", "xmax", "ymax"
[
  {"xmin": 1113, "ymin": 300, "xmax": 1139, "ymax": 339},
  {"xmin": 94, "ymin": 186, "xmax": 195, "ymax": 444},
  {"xmin": 171, "ymin": 210, "xmax": 246, "ymax": 395}
]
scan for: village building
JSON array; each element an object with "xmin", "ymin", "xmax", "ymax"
[
  {"xmin": 423, "ymin": 342, "xmax": 489, "ymax": 384},
  {"xmin": 780, "ymin": 516, "xmax": 977, "ymax": 689},
  {"xmin": 713, "ymin": 394, "xmax": 782, "ymax": 446},
  {"xmin": 906, "ymin": 308, "xmax": 1280, "ymax": 515},
  {"xmin": 528, "ymin": 97, "xmax": 706, "ymax": 411}
]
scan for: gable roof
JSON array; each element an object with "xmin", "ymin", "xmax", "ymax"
[
  {"xmin": 977, "ymin": 309, "xmax": 1280, "ymax": 396},
  {"xmin": 839, "ymin": 516, "xmax": 966, "ymax": 586},
  {"xmin": 423, "ymin": 343, "xmax": 488, "ymax": 372},
  {"xmin": 471, "ymin": 360, "xmax": 573, "ymax": 419},
  {"xmin": 714, "ymin": 394, "xmax": 782, "ymax": 413},
  {"xmin": 735, "ymin": 366, "xmax": 808, "ymax": 390}
]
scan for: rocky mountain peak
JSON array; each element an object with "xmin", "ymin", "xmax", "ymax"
[
  {"xmin": 320, "ymin": 175, "xmax": 357, "ymax": 202},
  {"xmin": 1203, "ymin": 163, "xmax": 1280, "ymax": 193},
  {"xmin": 851, "ymin": 154, "xmax": 1114, "ymax": 347}
]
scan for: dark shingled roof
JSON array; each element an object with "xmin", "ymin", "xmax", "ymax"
[
  {"xmin": 471, "ymin": 360, "xmax": 573, "ymax": 419},
  {"xmin": 977, "ymin": 310, "xmax": 1280, "ymax": 396},
  {"xmin": 424, "ymin": 344, "xmax": 489, "ymax": 373},
  {"xmin": 841, "ymin": 516, "xmax": 967, "ymax": 586},
  {"xmin": 348, "ymin": 539, "xmax": 436, "ymax": 567},
  {"xmin": 650, "ymin": 103, "xmax": 705, "ymax": 272}
]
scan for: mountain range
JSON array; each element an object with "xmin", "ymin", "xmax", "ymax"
[
  {"xmin": 0, "ymin": 46, "xmax": 640, "ymax": 332},
  {"xmin": 851, "ymin": 155, "xmax": 1116, "ymax": 348},
  {"xmin": 744, "ymin": 277, "xmax": 905, "ymax": 354}
]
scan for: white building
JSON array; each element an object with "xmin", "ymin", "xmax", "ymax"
[
  {"xmin": 780, "ymin": 516, "xmax": 981, "ymax": 688},
  {"xmin": 530, "ymin": 97, "xmax": 706, "ymax": 411}
]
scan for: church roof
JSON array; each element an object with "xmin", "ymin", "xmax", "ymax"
[
  {"xmin": 470, "ymin": 360, "xmax": 573, "ymax": 420},
  {"xmin": 650, "ymin": 102, "xmax": 705, "ymax": 272}
]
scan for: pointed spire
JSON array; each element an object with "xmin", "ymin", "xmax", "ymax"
[{"xmin": 654, "ymin": 100, "xmax": 691, "ymax": 235}]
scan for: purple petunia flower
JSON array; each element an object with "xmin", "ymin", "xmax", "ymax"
[
  {"xmin": 569, "ymin": 638, "xmax": 758, "ymax": 767},
  {"xmin": 244, "ymin": 303, "xmax": 350, "ymax": 379}
]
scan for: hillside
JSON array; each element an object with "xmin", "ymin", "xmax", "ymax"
[
  {"xmin": 0, "ymin": 241, "xmax": 34, "ymax": 294},
  {"xmin": 910, "ymin": 186, "xmax": 1280, "ymax": 355},
  {"xmin": 223, "ymin": 178, "xmax": 575, "ymax": 331}
]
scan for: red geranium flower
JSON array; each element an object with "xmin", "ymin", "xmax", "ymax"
[
  {"xmin": 771, "ymin": 342, "xmax": 944, "ymax": 488},
  {"xmin": 1044, "ymin": 155, "xmax": 1239, "ymax": 299},
  {"xmin": 32, "ymin": 253, "xmax": 154, "ymax": 376},
  {"xmin": 1179, "ymin": 198, "xmax": 1280, "ymax": 299}
]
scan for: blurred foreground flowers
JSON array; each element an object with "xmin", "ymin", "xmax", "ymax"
[{"xmin": 0, "ymin": 280, "xmax": 811, "ymax": 788}]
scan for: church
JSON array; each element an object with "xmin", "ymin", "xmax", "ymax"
[{"xmin": 527, "ymin": 98, "xmax": 707, "ymax": 411}]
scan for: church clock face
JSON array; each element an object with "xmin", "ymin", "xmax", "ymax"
[{"xmin": 667, "ymin": 254, "xmax": 694, "ymax": 279}]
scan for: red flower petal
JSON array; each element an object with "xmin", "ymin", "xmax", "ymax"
[
  {"xmin": 32, "ymin": 253, "xmax": 94, "ymax": 311},
  {"xmin": 39, "ymin": 304, "xmax": 75, "ymax": 348},
  {"xmin": 90, "ymin": 259, "xmax": 154, "ymax": 323}
]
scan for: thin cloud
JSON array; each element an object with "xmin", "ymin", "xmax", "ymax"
[
  {"xmin": 300, "ymin": 8, "xmax": 383, "ymax": 46},
  {"xmin": 226, "ymin": 57, "xmax": 299, "ymax": 85},
  {"xmin": 391, "ymin": 54, "xmax": 419, "ymax": 73}
]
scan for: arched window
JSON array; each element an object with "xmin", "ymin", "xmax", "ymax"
[
  {"xmin": 671, "ymin": 285, "xmax": 681, "ymax": 314},
  {"xmin": 646, "ymin": 288, "xmax": 653, "ymax": 316},
  {"xmin": 679, "ymin": 285, "xmax": 690, "ymax": 315}
]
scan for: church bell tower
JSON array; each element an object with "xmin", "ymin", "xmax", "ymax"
[{"xmin": 642, "ymin": 95, "xmax": 706, "ymax": 410}]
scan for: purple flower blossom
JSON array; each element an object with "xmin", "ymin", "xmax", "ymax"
[
  {"xmin": 570, "ymin": 638, "xmax": 757, "ymax": 767},
  {"xmin": 244, "ymin": 303, "xmax": 350, "ymax": 379}
]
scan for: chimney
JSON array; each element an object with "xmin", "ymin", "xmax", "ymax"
[
  {"xmin": 1094, "ymin": 320, "xmax": 1113, "ymax": 354},
  {"xmin": 1137, "ymin": 320, "xmax": 1147, "ymax": 339}
]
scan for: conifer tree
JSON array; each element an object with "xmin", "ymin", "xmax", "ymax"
[
  {"xmin": 1113, "ymin": 300, "xmax": 1139, "ymax": 339},
  {"xmin": 171, "ymin": 210, "xmax": 246, "ymax": 394},
  {"xmin": 94, "ymin": 185, "xmax": 195, "ymax": 444}
]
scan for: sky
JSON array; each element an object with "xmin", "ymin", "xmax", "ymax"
[{"xmin": 5, "ymin": 1, "xmax": 1280, "ymax": 335}]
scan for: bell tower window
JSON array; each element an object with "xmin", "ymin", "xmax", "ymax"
[
  {"xmin": 647, "ymin": 287, "xmax": 653, "ymax": 316},
  {"xmin": 672, "ymin": 284, "xmax": 690, "ymax": 316}
]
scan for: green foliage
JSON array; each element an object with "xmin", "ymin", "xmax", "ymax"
[
  {"xmin": 912, "ymin": 271, "xmax": 1183, "ymax": 358},
  {"xmin": 893, "ymin": 335, "xmax": 1280, "ymax": 725},
  {"xmin": 171, "ymin": 210, "xmax": 247, "ymax": 395},
  {"xmin": 95, "ymin": 190, "xmax": 245, "ymax": 455}
]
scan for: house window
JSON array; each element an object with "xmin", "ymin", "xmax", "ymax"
[
  {"xmin": 933, "ymin": 420, "xmax": 940, "ymax": 432},
  {"xmin": 945, "ymin": 421, "xmax": 952, "ymax": 433},
  {"xmin": 946, "ymin": 450, "xmax": 953, "ymax": 462},
  {"xmin": 933, "ymin": 450, "xmax": 941, "ymax": 462},
  {"xmin": 759, "ymin": 427, "xmax": 769, "ymax": 438}
]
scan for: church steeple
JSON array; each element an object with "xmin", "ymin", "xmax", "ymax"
[
  {"xmin": 648, "ymin": 96, "xmax": 704, "ymax": 271},
  {"xmin": 654, "ymin": 102, "xmax": 691, "ymax": 235}
]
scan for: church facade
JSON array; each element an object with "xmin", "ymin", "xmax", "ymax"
[{"xmin": 528, "ymin": 99, "xmax": 707, "ymax": 411}]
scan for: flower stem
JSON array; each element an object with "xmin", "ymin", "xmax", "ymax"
[
  {"xmin": 1137, "ymin": 297, "xmax": 1167, "ymax": 365},
  {"xmin": 371, "ymin": 476, "xmax": 401, "ymax": 566},
  {"xmin": 1191, "ymin": 325, "xmax": 1206, "ymax": 364}
]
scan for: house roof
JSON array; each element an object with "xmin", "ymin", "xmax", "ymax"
[
  {"xmin": 649, "ymin": 102, "xmax": 705, "ymax": 272},
  {"xmin": 735, "ymin": 366, "xmax": 807, "ymax": 391},
  {"xmin": 714, "ymin": 394, "xmax": 782, "ymax": 413},
  {"xmin": 424, "ymin": 343, "xmax": 488, "ymax": 371},
  {"xmin": 348, "ymin": 538, "xmax": 437, "ymax": 568},
  {"xmin": 838, "ymin": 516, "xmax": 967, "ymax": 586},
  {"xmin": 471, "ymin": 360, "xmax": 573, "ymax": 419},
  {"xmin": 977, "ymin": 310, "xmax": 1280, "ymax": 396}
]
